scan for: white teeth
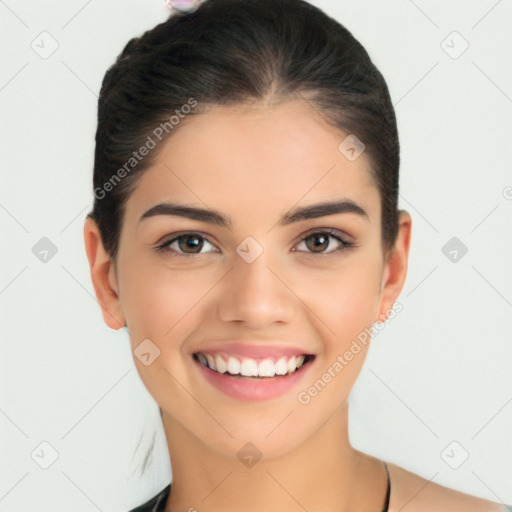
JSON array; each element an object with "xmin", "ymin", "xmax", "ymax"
[
  {"xmin": 215, "ymin": 354, "xmax": 227, "ymax": 374},
  {"xmin": 227, "ymin": 356, "xmax": 240, "ymax": 375},
  {"xmin": 197, "ymin": 352, "xmax": 310, "ymax": 377},
  {"xmin": 275, "ymin": 357, "xmax": 288, "ymax": 375},
  {"xmin": 287, "ymin": 356, "xmax": 297, "ymax": 373},
  {"xmin": 205, "ymin": 354, "xmax": 215, "ymax": 371},
  {"xmin": 258, "ymin": 359, "xmax": 276, "ymax": 378},
  {"xmin": 240, "ymin": 358, "xmax": 259, "ymax": 377}
]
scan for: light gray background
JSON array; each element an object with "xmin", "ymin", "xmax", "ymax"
[{"xmin": 1, "ymin": 1, "xmax": 511, "ymax": 510}]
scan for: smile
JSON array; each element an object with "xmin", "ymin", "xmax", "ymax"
[
  {"xmin": 193, "ymin": 352, "xmax": 313, "ymax": 378},
  {"xmin": 192, "ymin": 349, "xmax": 316, "ymax": 401}
]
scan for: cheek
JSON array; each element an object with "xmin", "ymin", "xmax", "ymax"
[
  {"xmin": 119, "ymin": 260, "xmax": 214, "ymax": 415},
  {"xmin": 120, "ymin": 257, "xmax": 218, "ymax": 339},
  {"xmin": 296, "ymin": 254, "xmax": 382, "ymax": 344},
  {"xmin": 296, "ymin": 255, "xmax": 382, "ymax": 408}
]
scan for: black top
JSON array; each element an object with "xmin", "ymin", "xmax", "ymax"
[
  {"xmin": 128, "ymin": 463, "xmax": 391, "ymax": 512},
  {"xmin": 128, "ymin": 483, "xmax": 170, "ymax": 512}
]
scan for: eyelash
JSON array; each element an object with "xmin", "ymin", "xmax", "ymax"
[{"xmin": 155, "ymin": 229, "xmax": 356, "ymax": 258}]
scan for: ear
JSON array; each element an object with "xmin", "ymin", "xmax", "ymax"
[
  {"xmin": 83, "ymin": 216, "xmax": 126, "ymax": 330},
  {"xmin": 375, "ymin": 210, "xmax": 412, "ymax": 323}
]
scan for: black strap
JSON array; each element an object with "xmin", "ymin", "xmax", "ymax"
[{"xmin": 127, "ymin": 483, "xmax": 170, "ymax": 512}]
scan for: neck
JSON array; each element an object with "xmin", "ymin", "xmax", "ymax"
[{"xmin": 162, "ymin": 403, "xmax": 388, "ymax": 512}]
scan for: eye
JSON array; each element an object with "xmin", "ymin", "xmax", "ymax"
[
  {"xmin": 156, "ymin": 232, "xmax": 218, "ymax": 256},
  {"xmin": 155, "ymin": 229, "xmax": 355, "ymax": 258},
  {"xmin": 294, "ymin": 230, "xmax": 354, "ymax": 255}
]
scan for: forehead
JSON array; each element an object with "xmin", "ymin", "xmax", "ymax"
[{"xmin": 125, "ymin": 99, "xmax": 380, "ymax": 225}]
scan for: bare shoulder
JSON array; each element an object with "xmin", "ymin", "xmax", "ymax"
[{"xmin": 386, "ymin": 461, "xmax": 509, "ymax": 512}]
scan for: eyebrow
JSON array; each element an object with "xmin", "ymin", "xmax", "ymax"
[{"xmin": 138, "ymin": 199, "xmax": 369, "ymax": 227}]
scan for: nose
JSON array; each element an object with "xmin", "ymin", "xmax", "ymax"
[{"xmin": 216, "ymin": 250, "xmax": 296, "ymax": 328}]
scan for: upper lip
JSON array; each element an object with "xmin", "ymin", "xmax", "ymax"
[{"xmin": 191, "ymin": 342, "xmax": 315, "ymax": 360}]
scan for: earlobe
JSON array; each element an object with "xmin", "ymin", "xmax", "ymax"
[
  {"xmin": 374, "ymin": 210, "xmax": 412, "ymax": 323},
  {"xmin": 83, "ymin": 217, "xmax": 126, "ymax": 330}
]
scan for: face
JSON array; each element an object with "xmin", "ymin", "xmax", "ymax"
[{"xmin": 85, "ymin": 98, "xmax": 410, "ymax": 461}]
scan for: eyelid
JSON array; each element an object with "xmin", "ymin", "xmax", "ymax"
[
  {"xmin": 154, "ymin": 230, "xmax": 215, "ymax": 247},
  {"xmin": 294, "ymin": 226, "xmax": 353, "ymax": 245}
]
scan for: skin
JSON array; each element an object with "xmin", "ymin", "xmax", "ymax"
[{"xmin": 84, "ymin": 99, "xmax": 506, "ymax": 511}]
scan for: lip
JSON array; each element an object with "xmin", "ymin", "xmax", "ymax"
[
  {"xmin": 191, "ymin": 342, "xmax": 316, "ymax": 401},
  {"xmin": 190, "ymin": 342, "xmax": 314, "ymax": 360}
]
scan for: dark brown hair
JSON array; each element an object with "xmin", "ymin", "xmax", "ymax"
[{"xmin": 87, "ymin": 0, "xmax": 400, "ymax": 261}]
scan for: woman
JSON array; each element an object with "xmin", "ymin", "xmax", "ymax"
[{"xmin": 83, "ymin": 0, "xmax": 509, "ymax": 510}]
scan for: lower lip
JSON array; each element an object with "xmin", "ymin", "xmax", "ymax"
[{"xmin": 194, "ymin": 357, "xmax": 314, "ymax": 401}]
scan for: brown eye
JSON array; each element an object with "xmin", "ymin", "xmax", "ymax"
[
  {"xmin": 178, "ymin": 234, "xmax": 204, "ymax": 253},
  {"xmin": 305, "ymin": 233, "xmax": 330, "ymax": 252},
  {"xmin": 156, "ymin": 232, "xmax": 218, "ymax": 256},
  {"xmin": 294, "ymin": 230, "xmax": 352, "ymax": 255}
]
